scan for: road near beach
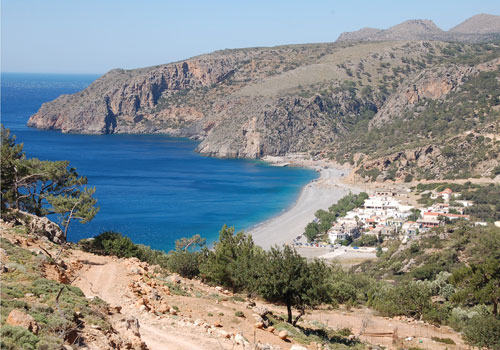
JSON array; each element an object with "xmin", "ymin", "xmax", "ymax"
[{"xmin": 250, "ymin": 163, "xmax": 360, "ymax": 250}]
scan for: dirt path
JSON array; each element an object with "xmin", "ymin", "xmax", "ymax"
[{"xmin": 73, "ymin": 254, "xmax": 226, "ymax": 350}]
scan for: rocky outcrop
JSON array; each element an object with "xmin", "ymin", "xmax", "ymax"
[
  {"xmin": 369, "ymin": 64, "xmax": 475, "ymax": 127},
  {"xmin": 28, "ymin": 56, "xmax": 238, "ymax": 135},
  {"xmin": 6, "ymin": 309, "xmax": 39, "ymax": 334},
  {"xmin": 1, "ymin": 210, "xmax": 64, "ymax": 243}
]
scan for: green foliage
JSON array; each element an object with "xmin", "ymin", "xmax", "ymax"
[
  {"xmin": 81, "ymin": 231, "xmax": 139, "ymax": 258},
  {"xmin": 199, "ymin": 225, "xmax": 264, "ymax": 292},
  {"xmin": 351, "ymin": 234, "xmax": 378, "ymax": 247},
  {"xmin": 1, "ymin": 127, "xmax": 98, "ymax": 239},
  {"xmin": 462, "ymin": 314, "xmax": 500, "ymax": 350},
  {"xmin": 80, "ymin": 231, "xmax": 169, "ymax": 268},
  {"xmin": 167, "ymin": 251, "xmax": 200, "ymax": 279},
  {"xmin": 369, "ymin": 282, "xmax": 432, "ymax": 319},
  {"xmin": 0, "ymin": 325, "xmax": 39, "ymax": 350},
  {"xmin": 450, "ymin": 226, "xmax": 500, "ymax": 315},
  {"xmin": 431, "ymin": 337, "xmax": 455, "ymax": 345},
  {"xmin": 257, "ymin": 245, "xmax": 331, "ymax": 325},
  {"xmin": 304, "ymin": 222, "xmax": 320, "ymax": 242}
]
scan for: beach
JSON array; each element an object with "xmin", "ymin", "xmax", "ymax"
[{"xmin": 249, "ymin": 156, "xmax": 361, "ymax": 251}]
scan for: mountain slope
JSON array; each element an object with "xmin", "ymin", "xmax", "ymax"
[
  {"xmin": 28, "ymin": 17, "xmax": 500, "ymax": 182},
  {"xmin": 449, "ymin": 13, "xmax": 500, "ymax": 34}
]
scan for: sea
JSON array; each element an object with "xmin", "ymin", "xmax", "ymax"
[{"xmin": 1, "ymin": 73, "xmax": 318, "ymax": 251}]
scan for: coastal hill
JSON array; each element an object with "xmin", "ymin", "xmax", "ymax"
[{"xmin": 28, "ymin": 14, "xmax": 500, "ymax": 182}]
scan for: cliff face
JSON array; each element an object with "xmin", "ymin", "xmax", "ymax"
[
  {"xmin": 28, "ymin": 56, "xmax": 238, "ymax": 134},
  {"xmin": 28, "ymin": 15, "xmax": 500, "ymax": 181}
]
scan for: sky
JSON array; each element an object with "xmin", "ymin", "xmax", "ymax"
[{"xmin": 2, "ymin": 0, "xmax": 499, "ymax": 74}]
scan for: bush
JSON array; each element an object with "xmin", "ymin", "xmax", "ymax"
[
  {"xmin": 0, "ymin": 324, "xmax": 39, "ymax": 350},
  {"xmin": 80, "ymin": 231, "xmax": 170, "ymax": 268},
  {"xmin": 431, "ymin": 337, "xmax": 455, "ymax": 345},
  {"xmin": 81, "ymin": 231, "xmax": 139, "ymax": 258},
  {"xmin": 463, "ymin": 314, "xmax": 500, "ymax": 349},
  {"xmin": 167, "ymin": 251, "xmax": 200, "ymax": 279}
]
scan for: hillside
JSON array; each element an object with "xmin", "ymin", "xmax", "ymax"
[
  {"xmin": 2, "ymin": 214, "xmax": 490, "ymax": 350},
  {"xmin": 27, "ymin": 14, "xmax": 500, "ymax": 181}
]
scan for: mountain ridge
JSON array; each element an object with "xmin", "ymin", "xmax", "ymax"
[
  {"xmin": 27, "ymin": 14, "xmax": 500, "ymax": 182},
  {"xmin": 336, "ymin": 13, "xmax": 500, "ymax": 43}
]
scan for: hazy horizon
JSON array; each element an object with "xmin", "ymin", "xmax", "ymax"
[{"xmin": 2, "ymin": 0, "xmax": 499, "ymax": 74}]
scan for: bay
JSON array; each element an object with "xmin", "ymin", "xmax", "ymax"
[{"xmin": 1, "ymin": 73, "xmax": 317, "ymax": 251}]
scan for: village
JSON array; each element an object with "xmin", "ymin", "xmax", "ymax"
[{"xmin": 293, "ymin": 186, "xmax": 484, "ymax": 255}]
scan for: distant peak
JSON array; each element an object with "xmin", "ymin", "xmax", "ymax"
[
  {"xmin": 449, "ymin": 13, "xmax": 500, "ymax": 34},
  {"xmin": 336, "ymin": 14, "xmax": 500, "ymax": 43}
]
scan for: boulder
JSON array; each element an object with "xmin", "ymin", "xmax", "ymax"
[
  {"xmin": 291, "ymin": 345, "xmax": 307, "ymax": 350},
  {"xmin": 252, "ymin": 305, "xmax": 270, "ymax": 317},
  {"xmin": 114, "ymin": 316, "xmax": 147, "ymax": 350},
  {"xmin": 278, "ymin": 330, "xmax": 288, "ymax": 340},
  {"xmin": 254, "ymin": 322, "xmax": 264, "ymax": 329},
  {"xmin": 6, "ymin": 309, "xmax": 39, "ymax": 334}
]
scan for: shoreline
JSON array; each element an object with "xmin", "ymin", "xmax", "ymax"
[{"xmin": 249, "ymin": 154, "xmax": 362, "ymax": 250}]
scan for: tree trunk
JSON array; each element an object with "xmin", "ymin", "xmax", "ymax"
[
  {"xmin": 292, "ymin": 308, "xmax": 305, "ymax": 326},
  {"xmin": 286, "ymin": 303, "xmax": 293, "ymax": 324},
  {"xmin": 493, "ymin": 298, "xmax": 498, "ymax": 316}
]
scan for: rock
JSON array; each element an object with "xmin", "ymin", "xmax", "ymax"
[
  {"xmin": 169, "ymin": 307, "xmax": 177, "ymax": 315},
  {"xmin": 6, "ymin": 309, "xmax": 39, "ymax": 334},
  {"xmin": 157, "ymin": 303, "xmax": 169, "ymax": 314},
  {"xmin": 114, "ymin": 316, "xmax": 147, "ymax": 350},
  {"xmin": 168, "ymin": 274, "xmax": 181, "ymax": 284},
  {"xmin": 213, "ymin": 321, "xmax": 222, "ymax": 327},
  {"xmin": 267, "ymin": 326, "xmax": 275, "ymax": 333},
  {"xmin": 278, "ymin": 330, "xmax": 288, "ymax": 340},
  {"xmin": 135, "ymin": 299, "xmax": 145, "ymax": 308},
  {"xmin": 291, "ymin": 345, "xmax": 307, "ymax": 350},
  {"xmin": 218, "ymin": 329, "xmax": 230, "ymax": 338},
  {"xmin": 139, "ymin": 305, "xmax": 147, "ymax": 312},
  {"xmin": 110, "ymin": 305, "xmax": 122, "ymax": 314},
  {"xmin": 234, "ymin": 333, "xmax": 249, "ymax": 346},
  {"xmin": 252, "ymin": 305, "xmax": 270, "ymax": 317},
  {"xmin": 255, "ymin": 322, "xmax": 264, "ymax": 329},
  {"xmin": 2, "ymin": 210, "xmax": 64, "ymax": 243}
]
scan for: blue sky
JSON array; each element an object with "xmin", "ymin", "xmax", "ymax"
[{"xmin": 2, "ymin": 0, "xmax": 499, "ymax": 74}]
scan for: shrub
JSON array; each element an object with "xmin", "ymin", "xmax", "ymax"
[
  {"xmin": 0, "ymin": 324, "xmax": 39, "ymax": 350},
  {"xmin": 431, "ymin": 337, "xmax": 455, "ymax": 345},
  {"xmin": 81, "ymin": 231, "xmax": 139, "ymax": 258},
  {"xmin": 234, "ymin": 311, "xmax": 244, "ymax": 317},
  {"xmin": 463, "ymin": 314, "xmax": 500, "ymax": 349},
  {"xmin": 166, "ymin": 251, "xmax": 200, "ymax": 279}
]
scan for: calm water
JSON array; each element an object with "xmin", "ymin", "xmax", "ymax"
[{"xmin": 1, "ymin": 73, "xmax": 317, "ymax": 251}]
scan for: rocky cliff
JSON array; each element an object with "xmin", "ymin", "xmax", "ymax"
[{"xmin": 28, "ymin": 14, "xmax": 500, "ymax": 181}]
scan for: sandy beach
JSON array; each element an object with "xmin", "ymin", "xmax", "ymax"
[{"xmin": 249, "ymin": 156, "xmax": 361, "ymax": 250}]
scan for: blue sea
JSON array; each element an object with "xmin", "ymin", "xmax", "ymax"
[{"xmin": 1, "ymin": 73, "xmax": 317, "ymax": 251}]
